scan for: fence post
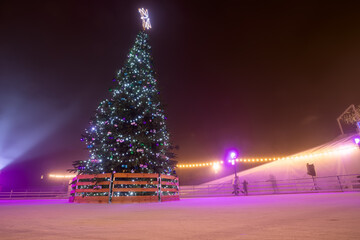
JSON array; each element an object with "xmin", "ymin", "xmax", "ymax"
[
  {"xmin": 109, "ymin": 173, "xmax": 114, "ymax": 203},
  {"xmin": 9, "ymin": 190, "xmax": 13, "ymax": 199},
  {"xmin": 76, "ymin": 177, "xmax": 79, "ymax": 199},
  {"xmin": 337, "ymin": 176, "xmax": 343, "ymax": 191},
  {"xmin": 176, "ymin": 177, "xmax": 180, "ymax": 198},
  {"xmin": 158, "ymin": 174, "xmax": 162, "ymax": 202}
]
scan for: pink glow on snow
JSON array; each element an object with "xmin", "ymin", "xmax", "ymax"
[{"xmin": 0, "ymin": 193, "xmax": 360, "ymax": 239}]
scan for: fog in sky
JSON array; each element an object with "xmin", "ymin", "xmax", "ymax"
[{"xmin": 1, "ymin": 0, "xmax": 360, "ymax": 187}]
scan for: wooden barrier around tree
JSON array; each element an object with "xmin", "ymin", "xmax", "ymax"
[
  {"xmin": 70, "ymin": 173, "xmax": 112, "ymax": 203},
  {"xmin": 69, "ymin": 173, "xmax": 179, "ymax": 203}
]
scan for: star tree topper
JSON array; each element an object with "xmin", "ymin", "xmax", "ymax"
[{"xmin": 138, "ymin": 8, "xmax": 152, "ymax": 30}]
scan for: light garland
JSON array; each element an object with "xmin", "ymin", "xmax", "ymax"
[
  {"xmin": 49, "ymin": 174, "xmax": 76, "ymax": 179},
  {"xmin": 176, "ymin": 146, "xmax": 358, "ymax": 168},
  {"xmin": 177, "ymin": 161, "xmax": 224, "ymax": 168}
]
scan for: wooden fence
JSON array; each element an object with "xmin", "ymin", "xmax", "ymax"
[{"xmin": 70, "ymin": 173, "xmax": 179, "ymax": 203}]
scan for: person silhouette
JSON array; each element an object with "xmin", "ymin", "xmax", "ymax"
[
  {"xmin": 241, "ymin": 180, "xmax": 248, "ymax": 196},
  {"xmin": 268, "ymin": 174, "xmax": 279, "ymax": 193},
  {"xmin": 232, "ymin": 176, "xmax": 240, "ymax": 196}
]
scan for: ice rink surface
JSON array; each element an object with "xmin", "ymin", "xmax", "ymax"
[{"xmin": 1, "ymin": 192, "xmax": 359, "ymax": 240}]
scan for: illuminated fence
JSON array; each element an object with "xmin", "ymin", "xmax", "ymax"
[
  {"xmin": 71, "ymin": 173, "xmax": 112, "ymax": 203},
  {"xmin": 70, "ymin": 173, "xmax": 179, "ymax": 203},
  {"xmin": 180, "ymin": 174, "xmax": 360, "ymax": 198}
]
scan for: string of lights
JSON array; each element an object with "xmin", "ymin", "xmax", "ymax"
[
  {"xmin": 48, "ymin": 144, "xmax": 358, "ymax": 177},
  {"xmin": 49, "ymin": 174, "xmax": 76, "ymax": 179},
  {"xmin": 176, "ymin": 145, "xmax": 358, "ymax": 168}
]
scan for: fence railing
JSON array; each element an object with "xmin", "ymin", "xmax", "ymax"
[
  {"xmin": 70, "ymin": 173, "xmax": 180, "ymax": 203},
  {"xmin": 0, "ymin": 191, "xmax": 68, "ymax": 200},
  {"xmin": 1, "ymin": 174, "xmax": 359, "ymax": 200},
  {"xmin": 180, "ymin": 174, "xmax": 360, "ymax": 198}
]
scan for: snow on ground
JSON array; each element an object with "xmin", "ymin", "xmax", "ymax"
[{"xmin": 1, "ymin": 192, "xmax": 359, "ymax": 240}]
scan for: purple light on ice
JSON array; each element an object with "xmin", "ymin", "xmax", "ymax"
[{"xmin": 354, "ymin": 138, "xmax": 360, "ymax": 145}]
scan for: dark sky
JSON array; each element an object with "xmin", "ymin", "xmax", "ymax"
[{"xmin": 1, "ymin": 0, "xmax": 360, "ymax": 187}]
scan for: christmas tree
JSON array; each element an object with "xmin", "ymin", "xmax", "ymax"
[{"xmin": 72, "ymin": 10, "xmax": 177, "ymax": 175}]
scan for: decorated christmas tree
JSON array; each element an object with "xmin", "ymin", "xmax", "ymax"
[{"xmin": 72, "ymin": 9, "xmax": 177, "ymax": 175}]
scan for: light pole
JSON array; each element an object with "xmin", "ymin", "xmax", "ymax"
[
  {"xmin": 230, "ymin": 151, "xmax": 239, "ymax": 196},
  {"xmin": 230, "ymin": 152, "xmax": 237, "ymax": 178},
  {"xmin": 354, "ymin": 137, "xmax": 360, "ymax": 148}
]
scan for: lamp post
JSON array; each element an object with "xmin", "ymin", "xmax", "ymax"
[
  {"xmin": 230, "ymin": 152, "xmax": 237, "ymax": 178},
  {"xmin": 354, "ymin": 137, "xmax": 360, "ymax": 148},
  {"xmin": 230, "ymin": 151, "xmax": 240, "ymax": 196}
]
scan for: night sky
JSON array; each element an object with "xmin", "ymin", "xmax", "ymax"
[{"xmin": 1, "ymin": 1, "xmax": 360, "ymax": 187}]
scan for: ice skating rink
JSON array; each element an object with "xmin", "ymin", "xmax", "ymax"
[{"xmin": 1, "ymin": 192, "xmax": 359, "ymax": 240}]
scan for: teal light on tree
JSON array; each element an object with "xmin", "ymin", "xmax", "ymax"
[{"xmin": 72, "ymin": 12, "xmax": 177, "ymax": 175}]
